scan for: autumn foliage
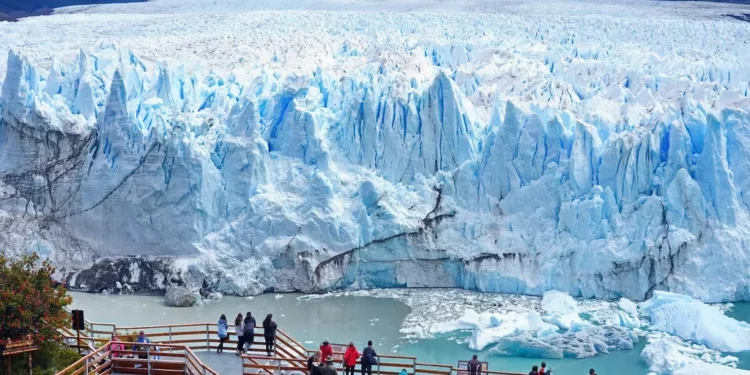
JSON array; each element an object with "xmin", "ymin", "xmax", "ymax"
[{"xmin": 0, "ymin": 253, "xmax": 72, "ymax": 344}]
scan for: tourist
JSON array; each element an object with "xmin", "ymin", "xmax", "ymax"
[
  {"xmin": 320, "ymin": 356, "xmax": 338, "ymax": 375},
  {"xmin": 263, "ymin": 314, "xmax": 278, "ymax": 356},
  {"xmin": 235, "ymin": 313, "xmax": 245, "ymax": 356},
  {"xmin": 308, "ymin": 350, "xmax": 323, "ymax": 375},
  {"xmin": 538, "ymin": 362, "xmax": 547, "ymax": 375},
  {"xmin": 343, "ymin": 342, "xmax": 360, "ymax": 375},
  {"xmin": 133, "ymin": 331, "xmax": 151, "ymax": 359},
  {"xmin": 467, "ymin": 354, "xmax": 482, "ymax": 375},
  {"xmin": 217, "ymin": 314, "xmax": 229, "ymax": 354},
  {"xmin": 109, "ymin": 334, "xmax": 124, "ymax": 358},
  {"xmin": 589, "ymin": 369, "xmax": 596, "ymax": 375},
  {"xmin": 361, "ymin": 340, "xmax": 377, "ymax": 375},
  {"xmin": 319, "ymin": 339, "xmax": 333, "ymax": 364},
  {"xmin": 528, "ymin": 365, "xmax": 539, "ymax": 375},
  {"xmin": 243, "ymin": 312, "xmax": 257, "ymax": 353}
]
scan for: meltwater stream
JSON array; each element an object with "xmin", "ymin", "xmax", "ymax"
[{"xmin": 69, "ymin": 291, "xmax": 662, "ymax": 375}]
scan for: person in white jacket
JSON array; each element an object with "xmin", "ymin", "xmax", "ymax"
[{"xmin": 235, "ymin": 313, "xmax": 245, "ymax": 356}]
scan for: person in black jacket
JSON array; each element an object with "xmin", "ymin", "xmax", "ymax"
[
  {"xmin": 361, "ymin": 340, "xmax": 377, "ymax": 375},
  {"xmin": 467, "ymin": 354, "xmax": 482, "ymax": 375},
  {"xmin": 309, "ymin": 350, "xmax": 323, "ymax": 375},
  {"xmin": 243, "ymin": 312, "xmax": 257, "ymax": 354},
  {"xmin": 263, "ymin": 314, "xmax": 277, "ymax": 356}
]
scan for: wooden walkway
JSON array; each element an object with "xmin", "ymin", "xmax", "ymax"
[{"xmin": 55, "ymin": 315, "xmax": 523, "ymax": 375}]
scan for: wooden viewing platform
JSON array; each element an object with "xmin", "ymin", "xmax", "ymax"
[{"xmin": 55, "ymin": 316, "xmax": 524, "ymax": 375}]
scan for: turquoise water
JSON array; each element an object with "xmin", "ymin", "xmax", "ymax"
[
  {"xmin": 69, "ymin": 292, "xmax": 750, "ymax": 375},
  {"xmin": 724, "ymin": 302, "xmax": 750, "ymax": 370}
]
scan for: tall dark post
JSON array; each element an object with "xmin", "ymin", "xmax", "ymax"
[{"xmin": 27, "ymin": 353, "xmax": 31, "ymax": 375}]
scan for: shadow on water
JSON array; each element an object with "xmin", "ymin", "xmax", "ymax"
[{"xmin": 0, "ymin": 0, "xmax": 145, "ymax": 21}]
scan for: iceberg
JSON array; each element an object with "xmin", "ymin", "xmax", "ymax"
[
  {"xmin": 490, "ymin": 325, "xmax": 638, "ymax": 359},
  {"xmin": 640, "ymin": 291, "xmax": 750, "ymax": 352},
  {"xmin": 673, "ymin": 365, "xmax": 750, "ymax": 375},
  {"xmin": 540, "ymin": 290, "xmax": 583, "ymax": 330},
  {"xmin": 641, "ymin": 334, "xmax": 738, "ymax": 375},
  {"xmin": 1, "ymin": 2, "xmax": 750, "ymax": 304}
]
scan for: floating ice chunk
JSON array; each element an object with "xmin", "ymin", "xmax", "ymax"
[
  {"xmin": 640, "ymin": 291, "xmax": 750, "ymax": 352},
  {"xmin": 541, "ymin": 290, "xmax": 577, "ymax": 314},
  {"xmin": 429, "ymin": 309, "xmax": 502, "ymax": 334},
  {"xmin": 616, "ymin": 298, "xmax": 641, "ymax": 328},
  {"xmin": 490, "ymin": 324, "xmax": 637, "ymax": 359},
  {"xmin": 541, "ymin": 290, "xmax": 582, "ymax": 330},
  {"xmin": 673, "ymin": 364, "xmax": 750, "ymax": 375},
  {"xmin": 642, "ymin": 337, "xmax": 701, "ymax": 374},
  {"xmin": 641, "ymin": 335, "xmax": 738, "ymax": 375},
  {"xmin": 469, "ymin": 311, "xmax": 558, "ymax": 350},
  {"xmin": 275, "ymin": 294, "xmax": 284, "ymax": 299},
  {"xmin": 490, "ymin": 334, "xmax": 564, "ymax": 359}
]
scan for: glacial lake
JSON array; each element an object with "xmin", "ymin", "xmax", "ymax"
[{"xmin": 69, "ymin": 291, "xmax": 750, "ymax": 375}]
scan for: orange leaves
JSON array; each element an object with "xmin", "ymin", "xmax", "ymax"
[{"xmin": 0, "ymin": 253, "xmax": 72, "ymax": 344}]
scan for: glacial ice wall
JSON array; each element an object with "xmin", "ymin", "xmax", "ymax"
[{"xmin": 2, "ymin": 10, "xmax": 750, "ymax": 301}]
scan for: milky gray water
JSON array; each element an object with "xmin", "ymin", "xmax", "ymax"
[{"xmin": 69, "ymin": 292, "xmax": 750, "ymax": 375}]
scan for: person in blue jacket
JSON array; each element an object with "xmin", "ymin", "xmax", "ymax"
[
  {"xmin": 133, "ymin": 331, "xmax": 151, "ymax": 359},
  {"xmin": 217, "ymin": 314, "xmax": 229, "ymax": 354}
]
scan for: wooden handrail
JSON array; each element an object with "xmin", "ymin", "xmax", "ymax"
[
  {"xmin": 56, "ymin": 320, "xmax": 524, "ymax": 375},
  {"xmin": 56, "ymin": 341, "xmax": 111, "ymax": 375}
]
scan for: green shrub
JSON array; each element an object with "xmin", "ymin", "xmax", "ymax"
[{"xmin": 6, "ymin": 341, "xmax": 80, "ymax": 375}]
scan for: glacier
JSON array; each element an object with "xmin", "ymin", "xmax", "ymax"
[{"xmin": 1, "ymin": 1, "xmax": 750, "ymax": 304}]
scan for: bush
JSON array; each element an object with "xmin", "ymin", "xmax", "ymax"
[
  {"xmin": 0, "ymin": 253, "xmax": 72, "ymax": 343},
  {"xmin": 6, "ymin": 341, "xmax": 80, "ymax": 375}
]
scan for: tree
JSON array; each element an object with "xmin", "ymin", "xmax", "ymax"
[{"xmin": 0, "ymin": 253, "xmax": 72, "ymax": 344}]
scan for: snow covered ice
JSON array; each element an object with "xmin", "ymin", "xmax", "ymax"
[
  {"xmin": 640, "ymin": 291, "xmax": 750, "ymax": 353},
  {"xmin": 2, "ymin": 0, "xmax": 750, "ymax": 307}
]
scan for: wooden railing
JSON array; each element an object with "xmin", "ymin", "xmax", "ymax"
[
  {"xmin": 242, "ymin": 350, "xmax": 525, "ymax": 375},
  {"xmin": 57, "ymin": 341, "xmax": 218, "ymax": 375},
  {"xmin": 56, "ymin": 314, "xmax": 523, "ymax": 375}
]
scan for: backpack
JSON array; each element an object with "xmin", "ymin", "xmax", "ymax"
[{"xmin": 364, "ymin": 348, "xmax": 377, "ymax": 365}]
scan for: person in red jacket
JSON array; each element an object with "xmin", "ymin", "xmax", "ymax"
[
  {"xmin": 343, "ymin": 342, "xmax": 360, "ymax": 375},
  {"xmin": 320, "ymin": 339, "xmax": 333, "ymax": 364}
]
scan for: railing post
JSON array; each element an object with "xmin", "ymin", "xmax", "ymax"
[
  {"xmin": 170, "ymin": 326, "xmax": 173, "ymax": 353},
  {"xmin": 413, "ymin": 359, "xmax": 417, "ymax": 375},
  {"xmin": 377, "ymin": 357, "xmax": 380, "ymax": 375},
  {"xmin": 206, "ymin": 324, "xmax": 210, "ymax": 351},
  {"xmin": 184, "ymin": 350, "xmax": 188, "ymax": 375},
  {"xmin": 147, "ymin": 345, "xmax": 152, "ymax": 375}
]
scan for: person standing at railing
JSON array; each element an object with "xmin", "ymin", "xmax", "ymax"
[
  {"xmin": 320, "ymin": 339, "xmax": 333, "ymax": 365},
  {"xmin": 343, "ymin": 342, "xmax": 360, "ymax": 375},
  {"xmin": 309, "ymin": 350, "xmax": 323, "ymax": 375},
  {"xmin": 109, "ymin": 334, "xmax": 124, "ymax": 358},
  {"xmin": 235, "ymin": 313, "xmax": 245, "ymax": 356},
  {"xmin": 217, "ymin": 314, "xmax": 229, "ymax": 354},
  {"xmin": 467, "ymin": 354, "xmax": 482, "ymax": 375},
  {"xmin": 361, "ymin": 340, "xmax": 377, "ymax": 375},
  {"xmin": 244, "ymin": 311, "xmax": 257, "ymax": 354},
  {"xmin": 133, "ymin": 331, "xmax": 151, "ymax": 359},
  {"xmin": 263, "ymin": 314, "xmax": 278, "ymax": 356},
  {"xmin": 320, "ymin": 356, "xmax": 338, "ymax": 375}
]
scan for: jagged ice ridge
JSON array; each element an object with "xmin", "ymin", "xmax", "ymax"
[{"xmin": 1, "ymin": 9, "xmax": 750, "ymax": 302}]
